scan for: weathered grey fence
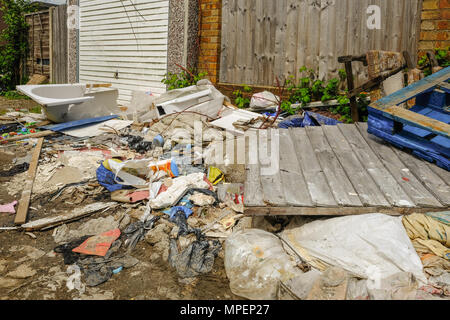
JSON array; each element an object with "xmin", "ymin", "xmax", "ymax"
[
  {"xmin": 220, "ymin": 0, "xmax": 422, "ymax": 87},
  {"xmin": 50, "ymin": 4, "xmax": 68, "ymax": 84}
]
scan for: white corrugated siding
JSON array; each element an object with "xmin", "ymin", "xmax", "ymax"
[{"xmin": 79, "ymin": 0, "xmax": 169, "ymax": 106}]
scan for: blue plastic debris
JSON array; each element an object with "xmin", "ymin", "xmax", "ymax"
[
  {"xmin": 278, "ymin": 111, "xmax": 341, "ymax": 129},
  {"xmin": 41, "ymin": 115, "xmax": 119, "ymax": 132},
  {"xmin": 169, "ymin": 206, "xmax": 193, "ymax": 220},
  {"xmin": 96, "ymin": 163, "xmax": 134, "ymax": 192}
]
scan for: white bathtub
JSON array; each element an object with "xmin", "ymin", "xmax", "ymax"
[{"xmin": 16, "ymin": 84, "xmax": 120, "ymax": 123}]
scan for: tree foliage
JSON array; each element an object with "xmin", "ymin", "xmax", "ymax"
[{"xmin": 0, "ymin": 0, "xmax": 37, "ymax": 91}]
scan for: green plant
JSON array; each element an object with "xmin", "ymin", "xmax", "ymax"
[
  {"xmin": 0, "ymin": 0, "xmax": 38, "ymax": 92},
  {"xmin": 0, "ymin": 90, "xmax": 29, "ymax": 100},
  {"xmin": 331, "ymin": 93, "xmax": 369, "ymax": 123},
  {"xmin": 161, "ymin": 67, "xmax": 208, "ymax": 90},
  {"xmin": 232, "ymin": 84, "xmax": 252, "ymax": 108},
  {"xmin": 29, "ymin": 105, "xmax": 41, "ymax": 114},
  {"xmin": 286, "ymin": 66, "xmax": 347, "ymax": 107},
  {"xmin": 418, "ymin": 47, "xmax": 450, "ymax": 76}
]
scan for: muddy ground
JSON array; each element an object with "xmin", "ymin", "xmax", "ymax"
[
  {"xmin": 0, "ymin": 140, "xmax": 244, "ymax": 301},
  {"xmin": 0, "ymin": 98, "xmax": 245, "ymax": 300}
]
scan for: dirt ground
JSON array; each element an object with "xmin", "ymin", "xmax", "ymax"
[
  {"xmin": 0, "ymin": 98, "xmax": 243, "ymax": 301},
  {"xmin": 0, "ymin": 142, "xmax": 243, "ymax": 301}
]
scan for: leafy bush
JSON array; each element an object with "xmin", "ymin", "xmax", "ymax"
[
  {"xmin": 0, "ymin": 0, "xmax": 37, "ymax": 92},
  {"xmin": 418, "ymin": 47, "xmax": 450, "ymax": 76},
  {"xmin": 161, "ymin": 69, "xmax": 208, "ymax": 90},
  {"xmin": 285, "ymin": 67, "xmax": 347, "ymax": 106},
  {"xmin": 232, "ymin": 85, "xmax": 252, "ymax": 108},
  {"xmin": 0, "ymin": 90, "xmax": 29, "ymax": 100},
  {"xmin": 331, "ymin": 93, "xmax": 370, "ymax": 124}
]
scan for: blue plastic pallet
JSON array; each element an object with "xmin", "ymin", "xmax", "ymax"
[{"xmin": 367, "ymin": 66, "xmax": 450, "ymax": 171}]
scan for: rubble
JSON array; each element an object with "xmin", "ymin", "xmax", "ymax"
[{"xmin": 0, "ymin": 76, "xmax": 449, "ymax": 303}]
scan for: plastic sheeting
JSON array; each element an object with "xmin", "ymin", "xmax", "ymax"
[
  {"xmin": 224, "ymin": 229, "xmax": 303, "ymax": 300},
  {"xmin": 278, "ymin": 111, "xmax": 341, "ymax": 129},
  {"xmin": 280, "ymin": 213, "xmax": 427, "ymax": 285}
]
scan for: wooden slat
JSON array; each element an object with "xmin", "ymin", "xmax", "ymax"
[
  {"xmin": 258, "ymin": 129, "xmax": 286, "ymax": 206},
  {"xmin": 393, "ymin": 148, "xmax": 450, "ymax": 207},
  {"xmin": 289, "ymin": 127, "xmax": 337, "ymax": 207},
  {"xmin": 338, "ymin": 124, "xmax": 414, "ymax": 207},
  {"xmin": 356, "ymin": 122, "xmax": 443, "ymax": 208},
  {"xmin": 278, "ymin": 129, "xmax": 313, "ymax": 206},
  {"xmin": 305, "ymin": 126, "xmax": 362, "ymax": 207},
  {"xmin": 322, "ymin": 125, "xmax": 389, "ymax": 206},
  {"xmin": 380, "ymin": 105, "xmax": 450, "ymax": 138},
  {"xmin": 15, "ymin": 138, "xmax": 44, "ymax": 225},
  {"xmin": 244, "ymin": 206, "xmax": 445, "ymax": 217},
  {"xmin": 244, "ymin": 131, "xmax": 264, "ymax": 207},
  {"xmin": 371, "ymin": 66, "xmax": 449, "ymax": 110}
]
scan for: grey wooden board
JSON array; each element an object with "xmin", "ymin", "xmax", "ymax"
[
  {"xmin": 392, "ymin": 148, "xmax": 450, "ymax": 207},
  {"xmin": 258, "ymin": 129, "xmax": 287, "ymax": 206},
  {"xmin": 338, "ymin": 123, "xmax": 415, "ymax": 207},
  {"xmin": 305, "ymin": 126, "xmax": 362, "ymax": 207},
  {"xmin": 428, "ymin": 163, "xmax": 450, "ymax": 190},
  {"xmin": 245, "ymin": 123, "xmax": 447, "ymax": 210},
  {"xmin": 356, "ymin": 122, "xmax": 444, "ymax": 208},
  {"xmin": 322, "ymin": 125, "xmax": 390, "ymax": 207},
  {"xmin": 278, "ymin": 129, "xmax": 313, "ymax": 206},
  {"xmin": 244, "ymin": 132, "xmax": 265, "ymax": 207},
  {"xmin": 288, "ymin": 127, "xmax": 338, "ymax": 207}
]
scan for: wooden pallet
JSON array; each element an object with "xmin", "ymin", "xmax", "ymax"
[
  {"xmin": 368, "ymin": 66, "xmax": 450, "ymax": 170},
  {"xmin": 243, "ymin": 124, "xmax": 450, "ymax": 216}
]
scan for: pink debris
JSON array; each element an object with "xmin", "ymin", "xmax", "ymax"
[{"xmin": 0, "ymin": 201, "xmax": 18, "ymax": 214}]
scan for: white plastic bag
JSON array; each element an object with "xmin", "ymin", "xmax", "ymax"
[
  {"xmin": 249, "ymin": 91, "xmax": 279, "ymax": 110},
  {"xmin": 280, "ymin": 213, "xmax": 427, "ymax": 285},
  {"xmin": 224, "ymin": 229, "xmax": 303, "ymax": 300}
]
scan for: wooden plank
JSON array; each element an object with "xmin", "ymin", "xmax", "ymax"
[
  {"xmin": 21, "ymin": 202, "xmax": 118, "ymax": 231},
  {"xmin": 381, "ymin": 105, "xmax": 450, "ymax": 138},
  {"xmin": 338, "ymin": 124, "xmax": 414, "ymax": 207},
  {"xmin": 278, "ymin": 129, "xmax": 313, "ymax": 206},
  {"xmin": 14, "ymin": 138, "xmax": 44, "ymax": 225},
  {"xmin": 356, "ymin": 122, "xmax": 443, "ymax": 208},
  {"xmin": 258, "ymin": 129, "xmax": 286, "ymax": 206},
  {"xmin": 289, "ymin": 127, "xmax": 337, "ymax": 207},
  {"xmin": 305, "ymin": 126, "xmax": 363, "ymax": 207},
  {"xmin": 244, "ymin": 131, "xmax": 264, "ymax": 207},
  {"xmin": 1, "ymin": 130, "xmax": 55, "ymax": 143},
  {"xmin": 392, "ymin": 147, "xmax": 450, "ymax": 207},
  {"xmin": 322, "ymin": 125, "xmax": 389, "ymax": 206},
  {"xmin": 244, "ymin": 206, "xmax": 445, "ymax": 217},
  {"xmin": 371, "ymin": 66, "xmax": 450, "ymax": 110},
  {"xmin": 428, "ymin": 163, "xmax": 450, "ymax": 189}
]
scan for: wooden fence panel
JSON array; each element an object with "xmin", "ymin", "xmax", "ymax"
[
  {"xmin": 51, "ymin": 5, "xmax": 68, "ymax": 84},
  {"xmin": 25, "ymin": 10, "xmax": 50, "ymax": 78},
  {"xmin": 220, "ymin": 0, "xmax": 422, "ymax": 87}
]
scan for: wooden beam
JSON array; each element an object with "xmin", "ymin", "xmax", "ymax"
[
  {"xmin": 383, "ymin": 106, "xmax": 450, "ymax": 138},
  {"xmin": 1, "ymin": 130, "xmax": 55, "ymax": 143},
  {"xmin": 244, "ymin": 206, "xmax": 446, "ymax": 216},
  {"xmin": 14, "ymin": 138, "xmax": 44, "ymax": 225}
]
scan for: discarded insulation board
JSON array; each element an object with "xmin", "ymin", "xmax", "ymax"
[
  {"xmin": 368, "ymin": 66, "xmax": 449, "ymax": 171},
  {"xmin": 244, "ymin": 124, "xmax": 450, "ymax": 216}
]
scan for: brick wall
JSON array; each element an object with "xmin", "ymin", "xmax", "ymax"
[
  {"xmin": 419, "ymin": 0, "xmax": 450, "ymax": 53},
  {"xmin": 198, "ymin": 0, "xmax": 221, "ymax": 84}
]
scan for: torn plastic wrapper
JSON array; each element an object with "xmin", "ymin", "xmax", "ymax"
[{"xmin": 0, "ymin": 201, "xmax": 18, "ymax": 214}]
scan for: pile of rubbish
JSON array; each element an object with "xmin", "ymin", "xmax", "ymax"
[
  {"xmin": 225, "ymin": 212, "xmax": 450, "ymax": 300},
  {"xmin": 0, "ymin": 79, "xmax": 449, "ymax": 301}
]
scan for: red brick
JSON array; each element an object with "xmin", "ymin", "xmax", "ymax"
[
  {"xmin": 437, "ymin": 20, "xmax": 449, "ymax": 29},
  {"xmin": 440, "ymin": 0, "xmax": 450, "ymax": 9}
]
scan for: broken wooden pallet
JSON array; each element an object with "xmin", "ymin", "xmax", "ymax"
[{"xmin": 368, "ymin": 66, "xmax": 449, "ymax": 171}]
